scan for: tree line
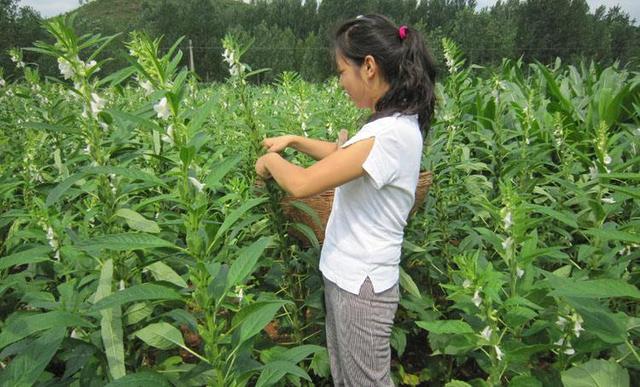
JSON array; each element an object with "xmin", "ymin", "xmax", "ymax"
[{"xmin": 1, "ymin": 0, "xmax": 639, "ymax": 83}]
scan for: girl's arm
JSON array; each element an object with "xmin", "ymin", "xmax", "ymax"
[
  {"xmin": 263, "ymin": 135, "xmax": 338, "ymax": 160},
  {"xmin": 256, "ymin": 137, "xmax": 375, "ymax": 198},
  {"xmin": 290, "ymin": 136, "xmax": 339, "ymax": 160}
]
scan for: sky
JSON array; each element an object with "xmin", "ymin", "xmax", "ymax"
[{"xmin": 17, "ymin": 0, "xmax": 640, "ymax": 24}]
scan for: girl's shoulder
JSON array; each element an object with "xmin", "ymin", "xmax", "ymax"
[
  {"xmin": 362, "ymin": 113, "xmax": 421, "ymax": 141},
  {"xmin": 342, "ymin": 113, "xmax": 421, "ymax": 149},
  {"xmin": 364, "ymin": 113, "xmax": 419, "ymax": 131}
]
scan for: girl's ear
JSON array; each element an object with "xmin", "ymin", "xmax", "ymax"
[{"xmin": 362, "ymin": 55, "xmax": 377, "ymax": 79}]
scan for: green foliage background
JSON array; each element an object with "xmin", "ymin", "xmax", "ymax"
[{"xmin": 1, "ymin": 0, "xmax": 640, "ymax": 83}]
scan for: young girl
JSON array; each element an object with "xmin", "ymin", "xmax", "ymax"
[{"xmin": 255, "ymin": 14, "xmax": 436, "ymax": 386}]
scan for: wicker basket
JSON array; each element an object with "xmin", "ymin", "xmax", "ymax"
[{"xmin": 281, "ymin": 170, "xmax": 433, "ymax": 246}]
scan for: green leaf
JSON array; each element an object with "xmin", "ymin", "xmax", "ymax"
[
  {"xmin": 205, "ymin": 154, "xmax": 242, "ymax": 188},
  {"xmin": 0, "ymin": 246, "xmax": 52, "ymax": 271},
  {"xmin": 288, "ymin": 200, "xmax": 322, "ymax": 230},
  {"xmin": 289, "ymin": 223, "xmax": 319, "ymax": 248},
  {"xmin": 509, "ymin": 376, "xmax": 542, "ymax": 387},
  {"xmin": 445, "ymin": 381, "xmax": 473, "ymax": 387},
  {"xmin": 46, "ymin": 167, "xmax": 164, "ymax": 206},
  {"xmin": 87, "ymin": 166, "xmax": 164, "ymax": 186},
  {"xmin": 46, "ymin": 172, "xmax": 86, "ymax": 207},
  {"xmin": 526, "ymin": 204, "xmax": 578, "ymax": 228},
  {"xmin": 566, "ymin": 298, "xmax": 628, "ymax": 344},
  {"xmin": 144, "ymin": 262, "xmax": 187, "ymax": 288},
  {"xmin": 124, "ymin": 303, "xmax": 154, "ymax": 326},
  {"xmin": 23, "ymin": 121, "xmax": 78, "ymax": 134},
  {"xmin": 104, "ymin": 371, "xmax": 172, "ymax": 387},
  {"xmin": 134, "ymin": 322, "xmax": 185, "ymax": 350},
  {"xmin": 212, "ymin": 197, "xmax": 268, "ymax": 245},
  {"xmin": 602, "ymin": 184, "xmax": 640, "ymax": 200},
  {"xmin": 256, "ymin": 360, "xmax": 311, "ymax": 387},
  {"xmin": 310, "ymin": 348, "xmax": 330, "ymax": 378},
  {"xmin": 390, "ymin": 326, "xmax": 407, "ymax": 356},
  {"xmin": 76, "ymin": 233, "xmax": 179, "ymax": 251},
  {"xmin": 416, "ymin": 320, "xmax": 474, "ymax": 334},
  {"xmin": 0, "ymin": 327, "xmax": 65, "ymax": 387},
  {"xmin": 583, "ymin": 228, "xmax": 640, "ymax": 244},
  {"xmin": 95, "ymin": 259, "xmax": 126, "ymax": 380},
  {"xmin": 115, "ymin": 209, "xmax": 160, "ymax": 233},
  {"xmin": 598, "ymin": 173, "xmax": 640, "ymax": 181},
  {"xmin": 187, "ymin": 99, "xmax": 216, "ymax": 135},
  {"xmin": 239, "ymin": 301, "xmax": 290, "ymax": 344},
  {"xmin": 399, "ymin": 267, "xmax": 422, "ymax": 299},
  {"xmin": 0, "ymin": 311, "xmax": 93, "ymax": 350},
  {"xmin": 561, "ymin": 359, "xmax": 629, "ymax": 387},
  {"xmin": 272, "ymin": 345, "xmax": 324, "ymax": 364},
  {"xmin": 91, "ymin": 283, "xmax": 183, "ymax": 311},
  {"xmin": 226, "ymin": 237, "xmax": 272, "ymax": 290},
  {"xmin": 546, "ymin": 275, "xmax": 640, "ymax": 299}
]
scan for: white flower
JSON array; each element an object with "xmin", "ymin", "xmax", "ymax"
[
  {"xmin": 564, "ymin": 347, "xmax": 575, "ymax": 355},
  {"xmin": 85, "ymin": 60, "xmax": 98, "ymax": 72},
  {"xmin": 603, "ymin": 154, "xmax": 612, "ymax": 165},
  {"xmin": 462, "ymin": 279, "xmax": 472, "ymax": 289},
  {"xmin": 554, "ymin": 337, "xmax": 565, "ymax": 346},
  {"xmin": 516, "ymin": 267, "xmax": 525, "ymax": 278},
  {"xmin": 119, "ymin": 280, "xmax": 125, "ymax": 290},
  {"xmin": 503, "ymin": 210, "xmax": 513, "ymax": 230},
  {"xmin": 222, "ymin": 48, "xmax": 235, "ymax": 66},
  {"xmin": 83, "ymin": 143, "xmax": 91, "ymax": 154},
  {"xmin": 494, "ymin": 345, "xmax": 504, "ymax": 361},
  {"xmin": 16, "ymin": 61, "xmax": 25, "ymax": 68},
  {"xmin": 525, "ymin": 137, "xmax": 530, "ymax": 145},
  {"xmin": 573, "ymin": 314, "xmax": 584, "ymax": 337},
  {"xmin": 46, "ymin": 227, "xmax": 58, "ymax": 250},
  {"xmin": 0, "ymin": 78, "xmax": 5, "ymax": 87},
  {"xmin": 601, "ymin": 196, "xmax": 616, "ymax": 204},
  {"xmin": 57, "ymin": 57, "xmax": 75, "ymax": 80},
  {"xmin": 229, "ymin": 63, "xmax": 245, "ymax": 77},
  {"xmin": 161, "ymin": 125, "xmax": 175, "ymax": 145},
  {"xmin": 556, "ymin": 316, "xmax": 568, "ymax": 329},
  {"xmin": 480, "ymin": 326, "xmax": 492, "ymax": 341},
  {"xmin": 636, "ymin": 128, "xmax": 640, "ymax": 136},
  {"xmin": 90, "ymin": 93, "xmax": 106, "ymax": 116},
  {"xmin": 154, "ymin": 97, "xmax": 171, "ymax": 120},
  {"xmin": 472, "ymin": 289, "xmax": 482, "ymax": 307},
  {"xmin": 188, "ymin": 177, "xmax": 205, "ymax": 192},
  {"xmin": 501, "ymin": 237, "xmax": 513, "ymax": 250},
  {"xmin": 589, "ymin": 164, "xmax": 598, "ymax": 180},
  {"xmin": 235, "ymin": 286, "xmax": 244, "ymax": 302},
  {"xmin": 139, "ymin": 79, "xmax": 154, "ymax": 95}
]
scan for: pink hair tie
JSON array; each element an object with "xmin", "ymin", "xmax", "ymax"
[{"xmin": 399, "ymin": 25, "xmax": 408, "ymax": 40}]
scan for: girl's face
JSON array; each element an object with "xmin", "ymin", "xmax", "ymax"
[
  {"xmin": 336, "ymin": 52, "xmax": 371, "ymax": 110},
  {"xmin": 336, "ymin": 51, "xmax": 389, "ymax": 111}
]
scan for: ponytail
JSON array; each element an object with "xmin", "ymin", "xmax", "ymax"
[{"xmin": 334, "ymin": 14, "xmax": 437, "ymax": 136}]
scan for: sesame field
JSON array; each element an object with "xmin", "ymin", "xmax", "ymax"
[{"xmin": 0, "ymin": 17, "xmax": 639, "ymax": 387}]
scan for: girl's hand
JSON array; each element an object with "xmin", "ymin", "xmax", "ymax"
[
  {"xmin": 262, "ymin": 135, "xmax": 293, "ymax": 153},
  {"xmin": 255, "ymin": 154, "xmax": 272, "ymax": 180}
]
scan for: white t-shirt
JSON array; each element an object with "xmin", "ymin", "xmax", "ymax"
[{"xmin": 319, "ymin": 113, "xmax": 423, "ymax": 295}]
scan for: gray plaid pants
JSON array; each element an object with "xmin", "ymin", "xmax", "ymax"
[{"xmin": 323, "ymin": 275, "xmax": 399, "ymax": 387}]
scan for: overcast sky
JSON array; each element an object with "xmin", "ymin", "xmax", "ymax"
[{"xmin": 18, "ymin": 0, "xmax": 640, "ymax": 24}]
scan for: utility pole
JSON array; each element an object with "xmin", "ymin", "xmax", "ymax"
[{"xmin": 188, "ymin": 39, "xmax": 195, "ymax": 73}]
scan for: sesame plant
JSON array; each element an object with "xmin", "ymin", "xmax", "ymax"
[
  {"xmin": 0, "ymin": 19, "xmax": 639, "ymax": 387},
  {"xmin": 399, "ymin": 39, "xmax": 640, "ymax": 385}
]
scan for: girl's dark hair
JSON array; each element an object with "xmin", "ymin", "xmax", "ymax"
[{"xmin": 334, "ymin": 14, "xmax": 437, "ymax": 136}]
